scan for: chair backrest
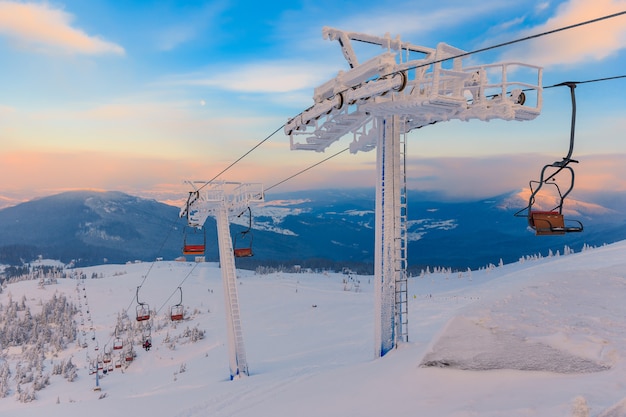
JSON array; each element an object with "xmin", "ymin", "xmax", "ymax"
[{"xmin": 530, "ymin": 211, "xmax": 565, "ymax": 235}]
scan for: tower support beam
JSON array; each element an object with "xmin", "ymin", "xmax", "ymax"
[{"xmin": 374, "ymin": 116, "xmax": 407, "ymax": 356}]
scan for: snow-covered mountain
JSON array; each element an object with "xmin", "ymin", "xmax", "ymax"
[
  {"xmin": 1, "ymin": 240, "xmax": 626, "ymax": 416},
  {"xmin": 1, "ymin": 189, "xmax": 625, "ymax": 272}
]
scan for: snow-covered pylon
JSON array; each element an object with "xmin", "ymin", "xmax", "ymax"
[
  {"xmin": 180, "ymin": 181, "xmax": 264, "ymax": 379},
  {"xmin": 285, "ymin": 27, "xmax": 543, "ymax": 357}
]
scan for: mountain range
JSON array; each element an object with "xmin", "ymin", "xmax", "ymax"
[{"xmin": 0, "ymin": 188, "xmax": 625, "ymax": 273}]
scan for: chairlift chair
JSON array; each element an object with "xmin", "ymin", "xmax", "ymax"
[
  {"xmin": 113, "ymin": 338, "xmax": 123, "ymax": 350},
  {"xmin": 125, "ymin": 348, "xmax": 135, "ymax": 363},
  {"xmin": 113, "ymin": 335, "xmax": 123, "ymax": 350},
  {"xmin": 183, "ymin": 225, "xmax": 206, "ymax": 255},
  {"xmin": 524, "ymin": 165, "xmax": 583, "ymax": 235},
  {"xmin": 170, "ymin": 287, "xmax": 184, "ymax": 321},
  {"xmin": 515, "ymin": 82, "xmax": 584, "ymax": 235},
  {"xmin": 141, "ymin": 323, "xmax": 152, "ymax": 349},
  {"xmin": 234, "ymin": 207, "xmax": 254, "ymax": 258},
  {"xmin": 113, "ymin": 325, "xmax": 123, "ymax": 350},
  {"xmin": 135, "ymin": 287, "xmax": 151, "ymax": 321}
]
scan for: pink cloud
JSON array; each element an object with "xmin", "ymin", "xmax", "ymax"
[
  {"xmin": 0, "ymin": 1, "xmax": 124, "ymax": 55},
  {"xmin": 503, "ymin": 0, "xmax": 626, "ymax": 67},
  {"xmin": 406, "ymin": 153, "xmax": 626, "ymax": 199},
  {"xmin": 1, "ymin": 151, "xmax": 624, "ymax": 209}
]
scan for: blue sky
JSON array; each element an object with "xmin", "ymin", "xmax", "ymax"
[{"xmin": 1, "ymin": 0, "xmax": 625, "ymax": 206}]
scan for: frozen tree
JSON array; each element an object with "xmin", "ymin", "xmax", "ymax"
[
  {"xmin": 571, "ymin": 396, "xmax": 589, "ymax": 417},
  {"xmin": 0, "ymin": 361, "xmax": 10, "ymax": 398}
]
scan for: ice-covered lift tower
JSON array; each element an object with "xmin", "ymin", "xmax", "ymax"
[
  {"xmin": 180, "ymin": 181, "xmax": 264, "ymax": 379},
  {"xmin": 285, "ymin": 27, "xmax": 543, "ymax": 357}
]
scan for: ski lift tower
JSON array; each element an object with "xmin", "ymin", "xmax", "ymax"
[
  {"xmin": 285, "ymin": 27, "xmax": 543, "ymax": 357},
  {"xmin": 180, "ymin": 180, "xmax": 264, "ymax": 379}
]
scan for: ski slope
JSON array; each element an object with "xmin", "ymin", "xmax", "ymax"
[{"xmin": 2, "ymin": 241, "xmax": 626, "ymax": 417}]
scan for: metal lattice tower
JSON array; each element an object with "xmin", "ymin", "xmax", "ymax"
[
  {"xmin": 180, "ymin": 181, "xmax": 264, "ymax": 379},
  {"xmin": 285, "ymin": 27, "xmax": 542, "ymax": 357}
]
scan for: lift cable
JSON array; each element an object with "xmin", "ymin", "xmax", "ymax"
[
  {"xmin": 377, "ymin": 11, "xmax": 626, "ymax": 83},
  {"xmin": 265, "ymin": 147, "xmax": 350, "ymax": 192},
  {"xmin": 544, "ymin": 74, "xmax": 626, "ymax": 89},
  {"xmin": 194, "ymin": 124, "xmax": 285, "ymax": 193},
  {"xmin": 155, "ymin": 262, "xmax": 199, "ymax": 315},
  {"xmin": 106, "ymin": 213, "xmax": 183, "ymax": 345}
]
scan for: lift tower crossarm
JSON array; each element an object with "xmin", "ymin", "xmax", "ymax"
[
  {"xmin": 323, "ymin": 26, "xmax": 435, "ymax": 67},
  {"xmin": 286, "ymin": 28, "xmax": 542, "ymax": 155}
]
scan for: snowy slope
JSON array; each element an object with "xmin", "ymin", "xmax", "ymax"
[{"xmin": 1, "ymin": 241, "xmax": 626, "ymax": 417}]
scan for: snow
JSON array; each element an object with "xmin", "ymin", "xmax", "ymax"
[{"xmin": 2, "ymin": 241, "xmax": 626, "ymax": 416}]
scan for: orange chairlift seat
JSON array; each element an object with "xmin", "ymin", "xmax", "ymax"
[
  {"xmin": 170, "ymin": 287, "xmax": 184, "ymax": 321},
  {"xmin": 125, "ymin": 347, "xmax": 135, "ymax": 363},
  {"xmin": 182, "ymin": 191, "xmax": 207, "ymax": 255},
  {"xmin": 515, "ymin": 82, "xmax": 583, "ymax": 236},
  {"xmin": 183, "ymin": 226, "xmax": 206, "ymax": 255},
  {"xmin": 234, "ymin": 207, "xmax": 254, "ymax": 258},
  {"xmin": 135, "ymin": 286, "xmax": 151, "ymax": 322},
  {"xmin": 113, "ymin": 326, "xmax": 123, "ymax": 350}
]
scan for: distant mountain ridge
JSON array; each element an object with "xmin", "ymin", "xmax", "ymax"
[{"xmin": 0, "ymin": 189, "xmax": 625, "ymax": 272}]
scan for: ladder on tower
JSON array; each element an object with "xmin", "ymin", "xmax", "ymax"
[
  {"xmin": 216, "ymin": 207, "xmax": 249, "ymax": 379},
  {"xmin": 395, "ymin": 129, "xmax": 409, "ymax": 344}
]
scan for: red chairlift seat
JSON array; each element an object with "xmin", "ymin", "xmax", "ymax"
[
  {"xmin": 171, "ymin": 305, "xmax": 184, "ymax": 321},
  {"xmin": 113, "ymin": 338, "xmax": 123, "ymax": 350},
  {"xmin": 183, "ymin": 226, "xmax": 206, "ymax": 255},
  {"xmin": 170, "ymin": 287, "xmax": 185, "ymax": 321},
  {"xmin": 136, "ymin": 304, "xmax": 150, "ymax": 321},
  {"xmin": 529, "ymin": 211, "xmax": 565, "ymax": 235},
  {"xmin": 233, "ymin": 207, "xmax": 254, "ymax": 258},
  {"xmin": 135, "ymin": 287, "xmax": 151, "ymax": 321},
  {"xmin": 124, "ymin": 347, "xmax": 135, "ymax": 362},
  {"xmin": 234, "ymin": 247, "xmax": 253, "ymax": 258},
  {"xmin": 183, "ymin": 244, "xmax": 205, "ymax": 255}
]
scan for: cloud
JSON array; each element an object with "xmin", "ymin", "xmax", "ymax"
[
  {"xmin": 502, "ymin": 0, "xmax": 626, "ymax": 67},
  {"xmin": 405, "ymin": 153, "xmax": 626, "ymax": 199},
  {"xmin": 0, "ymin": 150, "xmax": 190, "ymax": 206},
  {"xmin": 0, "ymin": 1, "xmax": 124, "ymax": 55}
]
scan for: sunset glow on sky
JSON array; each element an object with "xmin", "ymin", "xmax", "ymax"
[{"xmin": 1, "ymin": 0, "xmax": 626, "ymax": 207}]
